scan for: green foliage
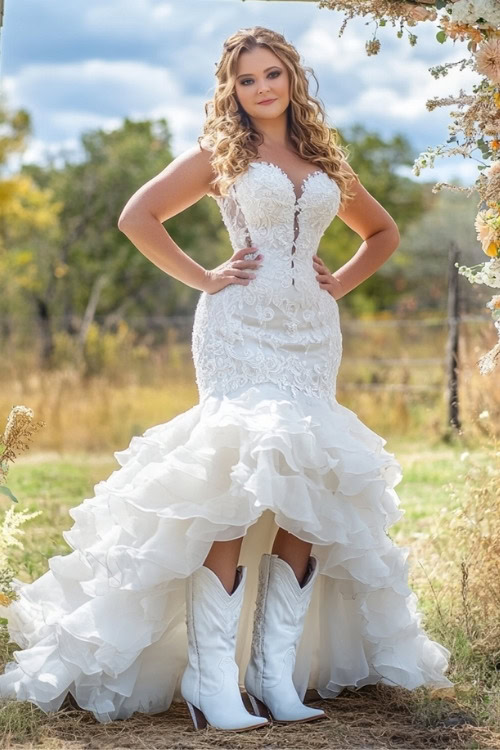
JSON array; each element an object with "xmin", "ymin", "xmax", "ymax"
[
  {"xmin": 1, "ymin": 113, "xmax": 227, "ymax": 371},
  {"xmin": 82, "ymin": 320, "xmax": 147, "ymax": 378},
  {"xmin": 0, "ymin": 99, "xmax": 31, "ymax": 165},
  {"xmin": 320, "ymin": 124, "xmax": 430, "ymax": 312},
  {"xmin": 20, "ymin": 117, "xmax": 225, "ymax": 321},
  {"xmin": 0, "ymin": 487, "xmax": 17, "ymax": 503},
  {"xmin": 394, "ymin": 187, "xmax": 486, "ymax": 312},
  {"xmin": 0, "ymin": 103, "xmax": 454, "ymax": 367}
]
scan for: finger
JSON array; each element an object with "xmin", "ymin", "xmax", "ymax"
[
  {"xmin": 233, "ymin": 259, "xmax": 262, "ymax": 269},
  {"xmin": 224, "ymin": 265, "xmax": 251, "ymax": 275},
  {"xmin": 222, "ymin": 275, "xmax": 249, "ymax": 286},
  {"xmin": 231, "ymin": 268, "xmax": 256, "ymax": 279},
  {"xmin": 236, "ymin": 246, "xmax": 259, "ymax": 257}
]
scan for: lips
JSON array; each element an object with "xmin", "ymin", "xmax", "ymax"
[{"xmin": 258, "ymin": 98, "xmax": 277, "ymax": 105}]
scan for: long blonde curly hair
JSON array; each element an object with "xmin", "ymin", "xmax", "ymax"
[{"xmin": 198, "ymin": 26, "xmax": 358, "ymax": 211}]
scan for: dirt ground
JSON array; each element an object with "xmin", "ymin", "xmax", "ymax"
[{"xmin": 3, "ymin": 685, "xmax": 499, "ymax": 750}]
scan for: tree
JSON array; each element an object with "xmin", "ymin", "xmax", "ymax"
[
  {"xmin": 0, "ymin": 101, "xmax": 62, "ymax": 365},
  {"xmin": 320, "ymin": 124, "xmax": 429, "ymax": 313},
  {"xmin": 392, "ymin": 188, "xmax": 488, "ymax": 314},
  {"xmin": 8, "ymin": 118, "xmax": 227, "ymax": 366}
]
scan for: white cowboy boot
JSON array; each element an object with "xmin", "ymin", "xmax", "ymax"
[
  {"xmin": 244, "ymin": 553, "xmax": 326, "ymax": 723},
  {"xmin": 181, "ymin": 564, "xmax": 269, "ymax": 731}
]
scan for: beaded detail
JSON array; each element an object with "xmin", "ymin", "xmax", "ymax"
[{"xmin": 191, "ymin": 161, "xmax": 343, "ymax": 406}]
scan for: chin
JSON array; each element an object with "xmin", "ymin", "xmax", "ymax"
[{"xmin": 252, "ymin": 104, "xmax": 287, "ymax": 119}]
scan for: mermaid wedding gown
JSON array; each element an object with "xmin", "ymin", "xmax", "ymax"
[{"xmin": 0, "ymin": 160, "xmax": 453, "ymax": 723}]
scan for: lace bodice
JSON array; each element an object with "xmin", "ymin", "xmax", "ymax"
[
  {"xmin": 214, "ymin": 161, "xmax": 341, "ymax": 293},
  {"xmin": 191, "ymin": 161, "xmax": 343, "ymax": 405}
]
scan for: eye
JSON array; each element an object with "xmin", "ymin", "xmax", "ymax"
[{"xmin": 240, "ymin": 70, "xmax": 281, "ymax": 86}]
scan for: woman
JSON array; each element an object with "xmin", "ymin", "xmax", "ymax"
[{"xmin": 0, "ymin": 26, "xmax": 453, "ymax": 732}]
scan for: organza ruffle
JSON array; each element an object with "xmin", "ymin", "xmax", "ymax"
[{"xmin": 0, "ymin": 383, "xmax": 452, "ymax": 723}]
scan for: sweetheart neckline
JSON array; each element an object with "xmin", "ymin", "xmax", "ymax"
[
  {"xmin": 248, "ymin": 160, "xmax": 326, "ymax": 203},
  {"xmin": 211, "ymin": 160, "xmax": 340, "ymax": 204}
]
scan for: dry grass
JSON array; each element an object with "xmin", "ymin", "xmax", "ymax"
[
  {"xmin": 394, "ymin": 441, "xmax": 500, "ymax": 749},
  {"xmin": 0, "ymin": 323, "xmax": 499, "ymax": 747},
  {"xmin": 405, "ymin": 438, "xmax": 500, "ymax": 648},
  {"xmin": 1, "ymin": 443, "xmax": 499, "ymax": 749},
  {"xmin": 1, "ymin": 685, "xmax": 499, "ymax": 750},
  {"xmin": 0, "ymin": 318, "xmax": 498, "ymax": 453}
]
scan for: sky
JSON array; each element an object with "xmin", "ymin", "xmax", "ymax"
[{"xmin": 1, "ymin": 0, "xmax": 481, "ymax": 185}]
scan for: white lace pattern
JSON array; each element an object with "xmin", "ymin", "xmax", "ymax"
[{"xmin": 191, "ymin": 161, "xmax": 343, "ymax": 406}]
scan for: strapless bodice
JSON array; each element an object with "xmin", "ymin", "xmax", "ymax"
[
  {"xmin": 211, "ymin": 161, "xmax": 341, "ymax": 296},
  {"xmin": 192, "ymin": 160, "xmax": 343, "ymax": 405}
]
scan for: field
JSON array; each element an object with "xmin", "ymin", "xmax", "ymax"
[{"xmin": 0, "ymin": 319, "xmax": 499, "ymax": 748}]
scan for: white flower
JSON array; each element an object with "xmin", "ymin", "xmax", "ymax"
[
  {"xmin": 0, "ymin": 506, "xmax": 42, "ymax": 572},
  {"xmin": 451, "ymin": 0, "xmax": 500, "ymax": 26},
  {"xmin": 478, "ymin": 410, "xmax": 489, "ymax": 419},
  {"xmin": 486, "ymin": 295, "xmax": 500, "ymax": 311},
  {"xmin": 481, "ymin": 258, "xmax": 500, "ymax": 287},
  {"xmin": 457, "ymin": 258, "xmax": 500, "ymax": 287},
  {"xmin": 478, "ymin": 340, "xmax": 500, "ymax": 374}
]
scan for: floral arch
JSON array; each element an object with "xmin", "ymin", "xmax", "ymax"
[{"xmin": 252, "ymin": 0, "xmax": 500, "ymax": 374}]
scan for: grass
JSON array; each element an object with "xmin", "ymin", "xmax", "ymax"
[
  {"xmin": 0, "ymin": 316, "xmax": 498, "ymax": 747},
  {"xmin": 0, "ymin": 315, "xmax": 498, "ymax": 454},
  {"xmin": 0, "ymin": 437, "xmax": 499, "ymax": 748}
]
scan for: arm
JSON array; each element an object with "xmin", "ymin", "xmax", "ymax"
[
  {"xmin": 314, "ymin": 163, "xmax": 400, "ymax": 300},
  {"xmin": 117, "ymin": 145, "xmax": 217, "ymax": 292}
]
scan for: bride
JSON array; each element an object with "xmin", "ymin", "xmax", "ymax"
[{"xmin": 0, "ymin": 25, "xmax": 453, "ymax": 732}]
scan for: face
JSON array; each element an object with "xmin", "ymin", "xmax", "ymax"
[{"xmin": 234, "ymin": 46, "xmax": 290, "ymax": 123}]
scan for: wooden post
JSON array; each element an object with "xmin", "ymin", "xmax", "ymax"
[{"xmin": 446, "ymin": 242, "xmax": 461, "ymax": 432}]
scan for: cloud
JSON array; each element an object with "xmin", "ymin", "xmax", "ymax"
[
  {"xmin": 3, "ymin": 0, "xmax": 474, "ymax": 184},
  {"xmin": 5, "ymin": 56, "xmax": 207, "ymax": 162},
  {"xmin": 296, "ymin": 10, "xmax": 479, "ymax": 164},
  {"xmin": 8, "ymin": 60, "xmax": 180, "ymax": 113},
  {"xmin": 85, "ymin": 0, "xmax": 175, "ymax": 38}
]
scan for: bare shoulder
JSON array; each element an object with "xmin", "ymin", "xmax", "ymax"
[
  {"xmin": 336, "ymin": 160, "xmax": 400, "ymax": 241},
  {"xmin": 164, "ymin": 143, "xmax": 216, "ymax": 187},
  {"xmin": 118, "ymin": 143, "xmax": 218, "ymax": 226}
]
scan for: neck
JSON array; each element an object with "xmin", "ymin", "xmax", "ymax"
[{"xmin": 251, "ymin": 111, "xmax": 290, "ymax": 150}]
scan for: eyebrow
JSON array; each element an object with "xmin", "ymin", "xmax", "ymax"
[{"xmin": 236, "ymin": 66, "xmax": 281, "ymax": 80}]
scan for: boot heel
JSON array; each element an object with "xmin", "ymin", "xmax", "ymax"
[
  {"xmin": 185, "ymin": 700, "xmax": 208, "ymax": 730},
  {"xmin": 244, "ymin": 554, "xmax": 326, "ymax": 723},
  {"xmin": 181, "ymin": 566, "xmax": 269, "ymax": 731},
  {"xmin": 247, "ymin": 693, "xmax": 271, "ymax": 720}
]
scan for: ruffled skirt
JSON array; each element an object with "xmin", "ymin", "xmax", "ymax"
[{"xmin": 0, "ymin": 382, "xmax": 453, "ymax": 723}]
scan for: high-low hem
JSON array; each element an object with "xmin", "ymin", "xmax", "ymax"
[{"xmin": 0, "ymin": 382, "xmax": 453, "ymax": 723}]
